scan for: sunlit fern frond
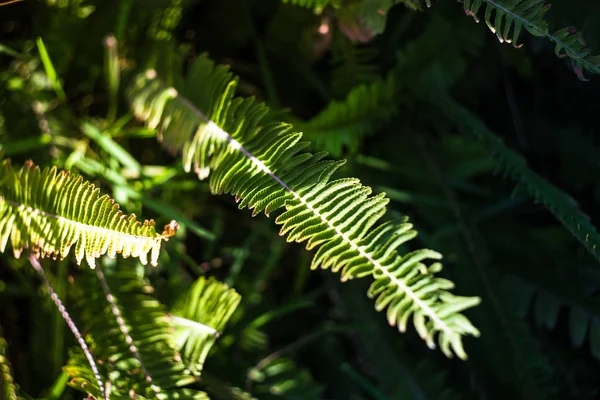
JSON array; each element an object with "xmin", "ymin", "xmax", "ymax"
[
  {"xmin": 171, "ymin": 276, "xmax": 241, "ymax": 376},
  {"xmin": 0, "ymin": 158, "xmax": 177, "ymax": 268},
  {"xmin": 426, "ymin": 0, "xmax": 600, "ymax": 79},
  {"xmin": 298, "ymin": 73, "xmax": 397, "ymax": 157},
  {"xmin": 127, "ymin": 54, "xmax": 481, "ymax": 359},
  {"xmin": 66, "ymin": 266, "xmax": 212, "ymax": 399},
  {"xmin": 0, "ymin": 336, "xmax": 23, "ymax": 400}
]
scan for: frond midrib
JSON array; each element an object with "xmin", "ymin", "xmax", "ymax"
[
  {"xmin": 168, "ymin": 89, "xmax": 455, "ymax": 338},
  {"xmin": 0, "ymin": 195, "xmax": 165, "ymax": 242}
]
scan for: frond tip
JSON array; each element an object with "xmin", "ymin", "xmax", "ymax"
[{"xmin": 0, "ymin": 159, "xmax": 177, "ymax": 267}]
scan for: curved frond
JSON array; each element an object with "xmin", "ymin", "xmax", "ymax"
[
  {"xmin": 127, "ymin": 54, "xmax": 481, "ymax": 359},
  {"xmin": 426, "ymin": 0, "xmax": 600, "ymax": 79},
  {"xmin": 171, "ymin": 276, "xmax": 241, "ymax": 376},
  {"xmin": 0, "ymin": 159, "xmax": 177, "ymax": 268}
]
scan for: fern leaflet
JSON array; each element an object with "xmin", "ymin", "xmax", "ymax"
[
  {"xmin": 127, "ymin": 54, "xmax": 481, "ymax": 359},
  {"xmin": 0, "ymin": 336, "xmax": 22, "ymax": 400},
  {"xmin": 0, "ymin": 159, "xmax": 177, "ymax": 268},
  {"xmin": 297, "ymin": 73, "xmax": 397, "ymax": 157},
  {"xmin": 171, "ymin": 276, "xmax": 241, "ymax": 376}
]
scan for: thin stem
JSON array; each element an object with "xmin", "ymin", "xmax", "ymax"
[{"xmin": 29, "ymin": 255, "xmax": 107, "ymax": 400}]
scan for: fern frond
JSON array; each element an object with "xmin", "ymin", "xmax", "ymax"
[
  {"xmin": 171, "ymin": 276, "xmax": 241, "ymax": 376},
  {"xmin": 425, "ymin": 0, "xmax": 600, "ymax": 79},
  {"xmin": 281, "ymin": 0, "xmax": 341, "ymax": 11},
  {"xmin": 429, "ymin": 91, "xmax": 600, "ymax": 262},
  {"xmin": 248, "ymin": 357, "xmax": 325, "ymax": 399},
  {"xmin": 127, "ymin": 54, "xmax": 481, "ymax": 359},
  {"xmin": 0, "ymin": 159, "xmax": 177, "ymax": 268},
  {"xmin": 0, "ymin": 336, "xmax": 22, "ymax": 400},
  {"xmin": 504, "ymin": 271, "xmax": 600, "ymax": 362},
  {"xmin": 298, "ymin": 73, "xmax": 397, "ymax": 157},
  {"xmin": 66, "ymin": 267, "xmax": 213, "ymax": 399},
  {"xmin": 330, "ymin": 32, "xmax": 380, "ymax": 97}
]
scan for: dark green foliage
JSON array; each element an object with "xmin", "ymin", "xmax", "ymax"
[{"xmin": 2, "ymin": 0, "xmax": 600, "ymax": 399}]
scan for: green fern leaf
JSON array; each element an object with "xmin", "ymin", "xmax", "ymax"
[
  {"xmin": 171, "ymin": 276, "xmax": 241, "ymax": 376},
  {"xmin": 456, "ymin": 0, "xmax": 551, "ymax": 44},
  {"xmin": 0, "ymin": 159, "xmax": 177, "ymax": 268},
  {"xmin": 127, "ymin": 54, "xmax": 481, "ymax": 359},
  {"xmin": 66, "ymin": 267, "xmax": 214, "ymax": 399},
  {"xmin": 425, "ymin": 0, "xmax": 600, "ymax": 79},
  {"xmin": 281, "ymin": 0, "xmax": 341, "ymax": 11},
  {"xmin": 298, "ymin": 73, "xmax": 397, "ymax": 157},
  {"xmin": 248, "ymin": 357, "xmax": 325, "ymax": 399}
]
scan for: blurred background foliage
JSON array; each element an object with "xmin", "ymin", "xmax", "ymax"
[{"xmin": 1, "ymin": 0, "xmax": 600, "ymax": 399}]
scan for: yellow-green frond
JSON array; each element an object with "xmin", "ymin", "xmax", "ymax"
[{"xmin": 0, "ymin": 159, "xmax": 177, "ymax": 268}]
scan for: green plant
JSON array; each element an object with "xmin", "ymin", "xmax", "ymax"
[{"xmin": 2, "ymin": 0, "xmax": 600, "ymax": 398}]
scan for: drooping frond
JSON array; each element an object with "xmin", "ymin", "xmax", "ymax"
[
  {"xmin": 429, "ymin": 91, "xmax": 600, "ymax": 262},
  {"xmin": 297, "ymin": 73, "xmax": 397, "ymax": 157},
  {"xmin": 426, "ymin": 0, "xmax": 600, "ymax": 79},
  {"xmin": 0, "ymin": 158, "xmax": 177, "ymax": 268},
  {"xmin": 0, "ymin": 336, "xmax": 23, "ymax": 400},
  {"xmin": 170, "ymin": 276, "xmax": 241, "ymax": 376},
  {"xmin": 66, "ymin": 267, "xmax": 213, "ymax": 399},
  {"xmin": 127, "ymin": 54, "xmax": 481, "ymax": 359}
]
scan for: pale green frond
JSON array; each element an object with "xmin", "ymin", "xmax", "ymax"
[
  {"xmin": 127, "ymin": 54, "xmax": 481, "ymax": 359},
  {"xmin": 0, "ymin": 159, "xmax": 177, "ymax": 268},
  {"xmin": 171, "ymin": 276, "xmax": 241, "ymax": 376}
]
